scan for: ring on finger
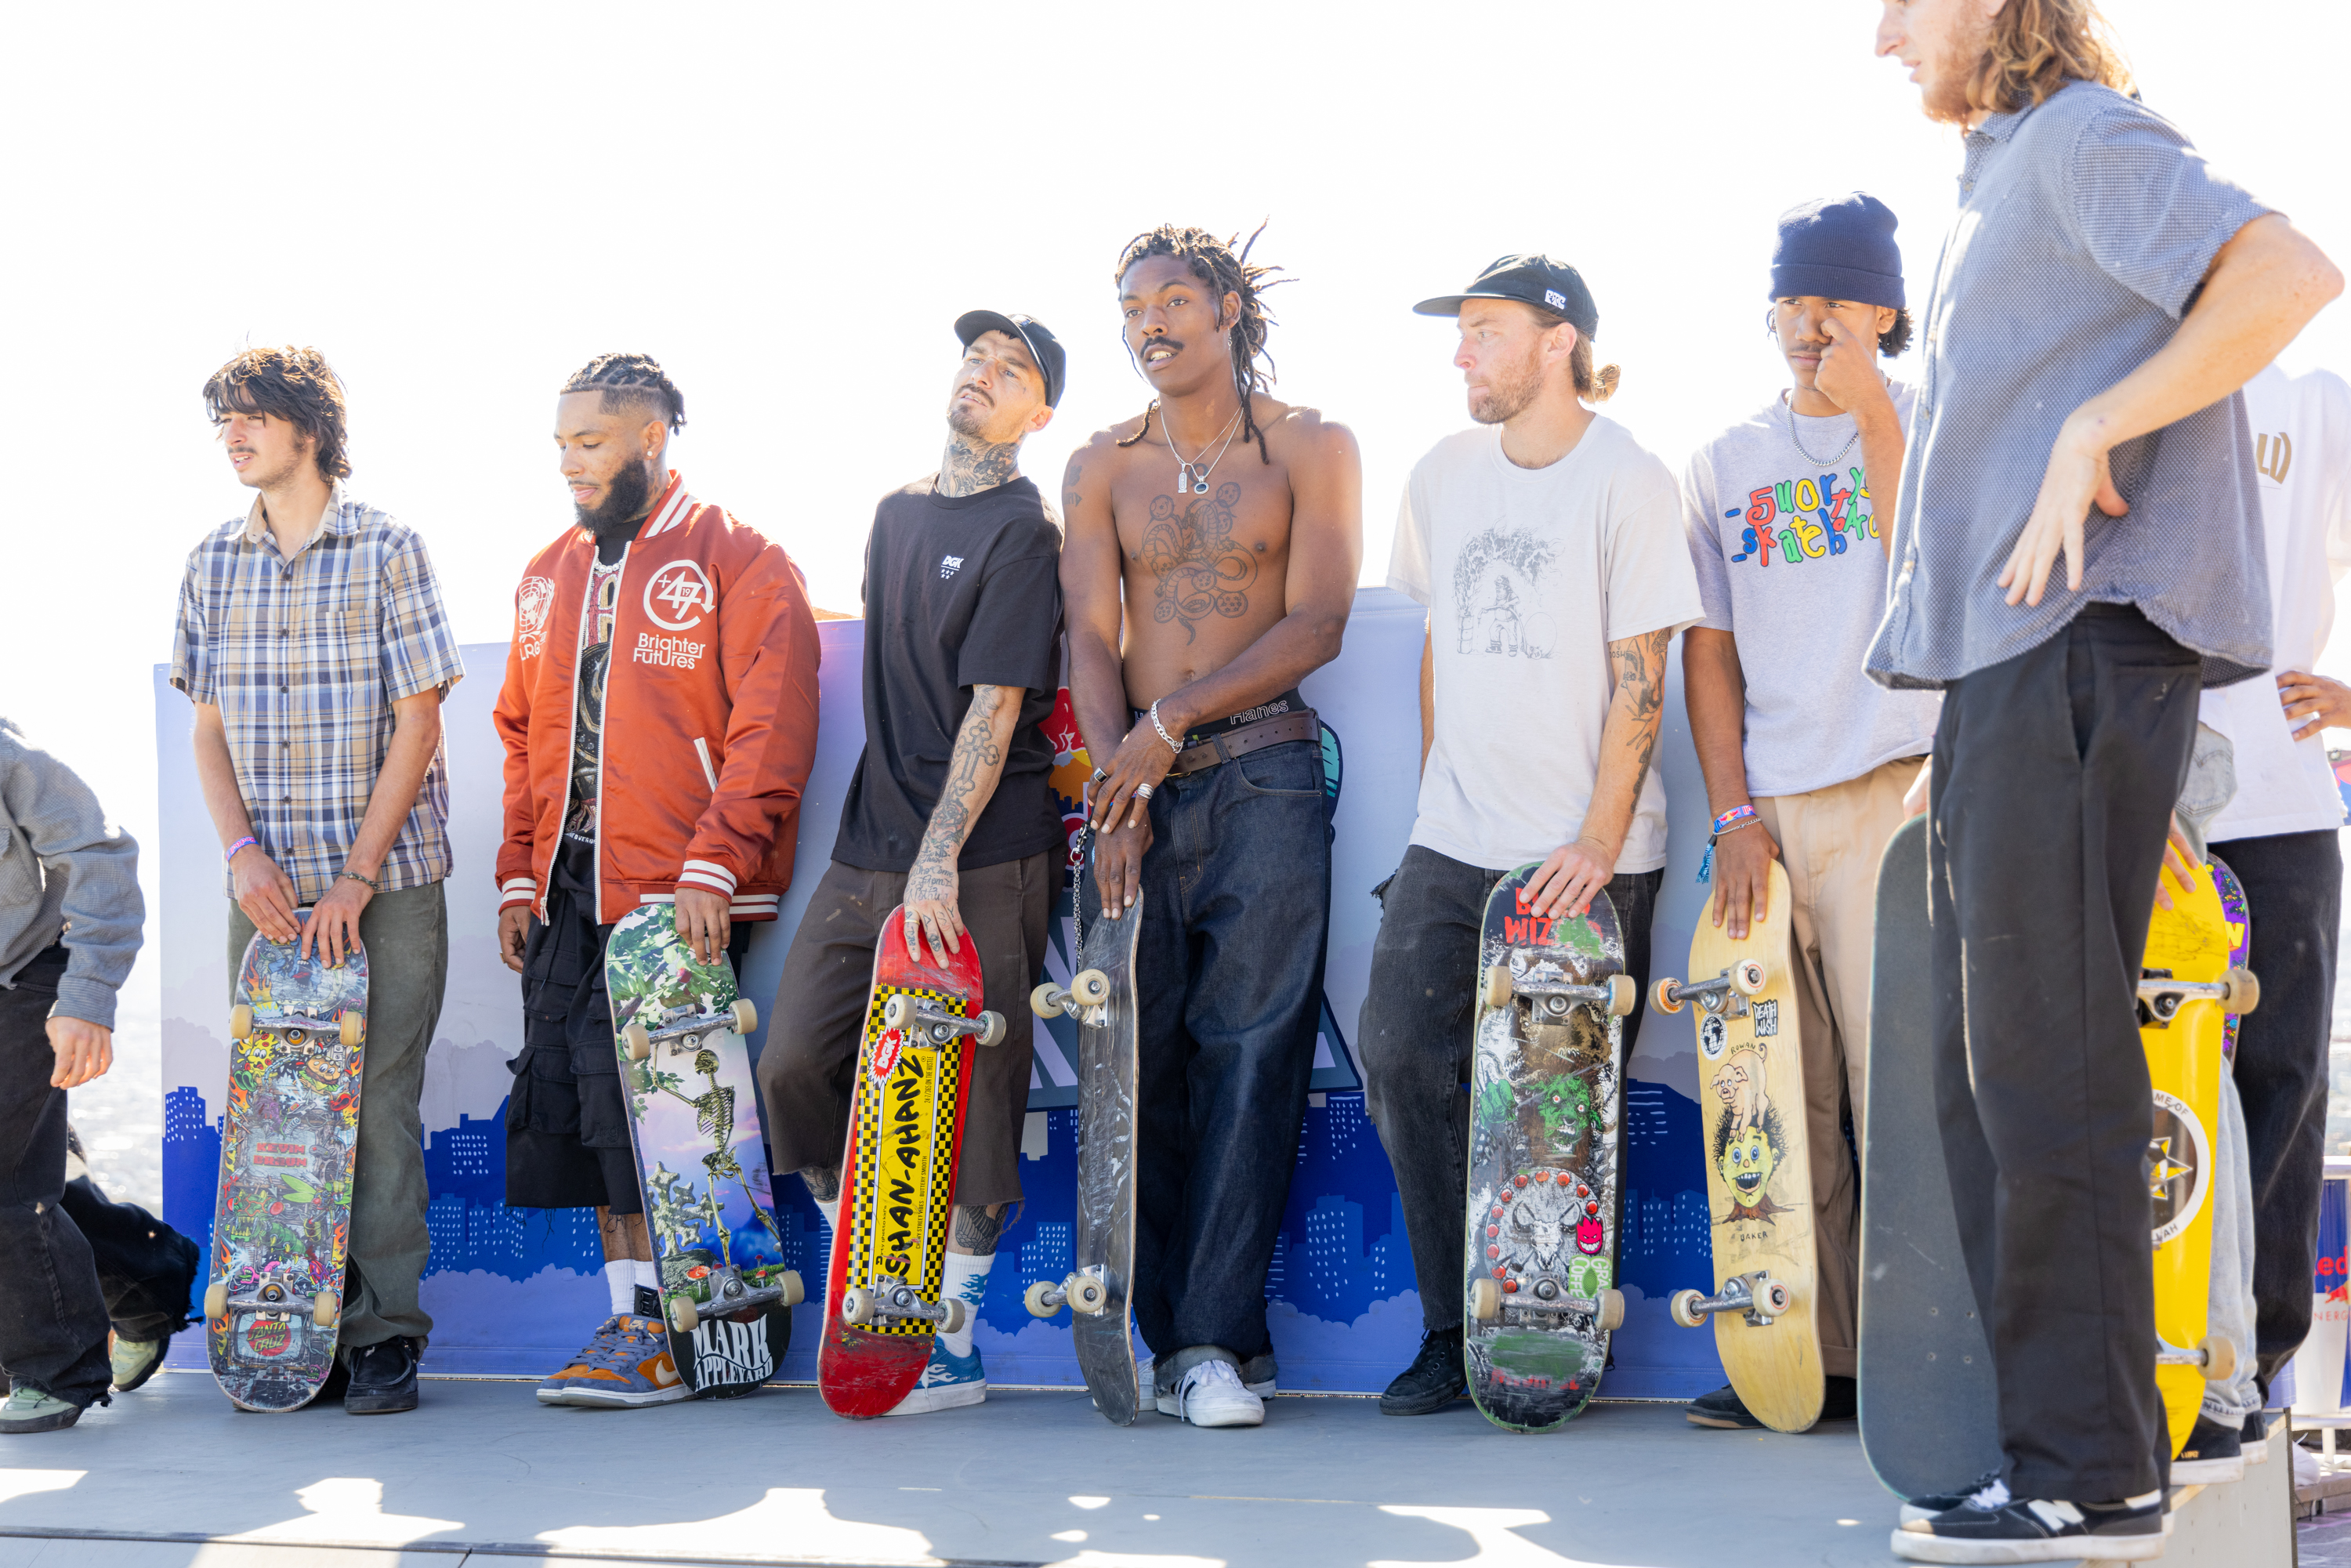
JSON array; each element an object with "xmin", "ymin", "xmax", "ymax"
[{"xmin": 1134, "ymin": 782, "xmax": 1155, "ymax": 799}]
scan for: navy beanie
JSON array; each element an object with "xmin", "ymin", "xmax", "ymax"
[{"xmin": 1770, "ymin": 193, "xmax": 1904, "ymax": 310}]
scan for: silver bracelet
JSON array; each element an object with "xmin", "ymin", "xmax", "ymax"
[{"xmin": 1149, "ymin": 700, "xmax": 1182, "ymax": 754}]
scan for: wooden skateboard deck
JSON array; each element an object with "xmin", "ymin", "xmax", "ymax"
[
  {"xmin": 1023, "ymin": 882, "xmax": 1144, "ymax": 1424},
  {"xmin": 1462, "ymin": 869, "xmax": 1634, "ymax": 1432},
  {"xmin": 1655, "ymin": 858, "xmax": 1825, "ymax": 1433},
  {"xmin": 205, "ymin": 916, "xmax": 367, "ymax": 1412},
  {"xmin": 819, "ymin": 911, "xmax": 1000, "ymax": 1418},
  {"xmin": 2213, "ymin": 856, "xmax": 2249, "ymax": 1063},
  {"xmin": 605, "ymin": 905, "xmax": 799, "ymax": 1398},
  {"xmin": 1859, "ymin": 817, "xmax": 1998, "ymax": 1499}
]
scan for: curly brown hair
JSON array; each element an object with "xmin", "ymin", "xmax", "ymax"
[
  {"xmin": 1114, "ymin": 223, "xmax": 1289, "ymax": 464},
  {"xmin": 203, "ymin": 346, "xmax": 352, "ymax": 482},
  {"xmin": 1965, "ymin": 0, "xmax": 2132, "ymax": 118}
]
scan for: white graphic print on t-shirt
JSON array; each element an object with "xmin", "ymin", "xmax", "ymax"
[{"xmin": 1453, "ymin": 528, "xmax": 1556, "ymax": 659}]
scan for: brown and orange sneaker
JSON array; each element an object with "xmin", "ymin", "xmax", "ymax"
[{"xmin": 535, "ymin": 1316, "xmax": 690, "ymax": 1408}]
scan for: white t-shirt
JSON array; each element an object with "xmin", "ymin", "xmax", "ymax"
[
  {"xmin": 1389, "ymin": 416, "xmax": 1705, "ymax": 874},
  {"xmin": 1681, "ymin": 382, "xmax": 1941, "ymax": 798},
  {"xmin": 2199, "ymin": 363, "xmax": 2351, "ymax": 842}
]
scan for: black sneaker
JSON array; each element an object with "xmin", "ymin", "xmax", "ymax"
[
  {"xmin": 1899, "ymin": 1471, "xmax": 2005, "ymax": 1525},
  {"xmin": 1378, "ymin": 1327, "xmax": 1465, "ymax": 1416},
  {"xmin": 1893, "ymin": 1489, "xmax": 2166, "ymax": 1563},
  {"xmin": 342, "ymin": 1337, "xmax": 420, "ymax": 1415},
  {"xmin": 2173, "ymin": 1413, "xmax": 2244, "ymax": 1483},
  {"xmin": 1820, "ymin": 1374, "xmax": 1857, "ymax": 1421},
  {"xmin": 1684, "ymin": 1382, "xmax": 1761, "ymax": 1429},
  {"xmin": 2241, "ymin": 1410, "xmax": 2272, "ymax": 1464}
]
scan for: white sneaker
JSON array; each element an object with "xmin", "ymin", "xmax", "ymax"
[
  {"xmin": 1158, "ymin": 1360, "xmax": 1264, "ymax": 1428},
  {"xmin": 2295, "ymin": 1443, "xmax": 2322, "ymax": 1490}
]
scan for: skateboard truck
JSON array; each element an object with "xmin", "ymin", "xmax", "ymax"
[
  {"xmin": 882, "ymin": 994, "xmax": 1006, "ymax": 1048},
  {"xmin": 1650, "ymin": 959, "xmax": 1770, "ymax": 1019},
  {"xmin": 2135, "ymin": 966, "xmax": 2260, "ymax": 1027},
  {"xmin": 204, "ymin": 1276, "xmax": 339, "ymax": 1330},
  {"xmin": 1483, "ymin": 964, "xmax": 1638, "ymax": 1017},
  {"xmin": 1023, "ymin": 1267, "xmax": 1113, "ymax": 1320},
  {"xmin": 227, "ymin": 1005, "xmax": 362, "ymax": 1048},
  {"xmin": 1031, "ymin": 969, "xmax": 1112, "ymax": 1027},
  {"xmin": 623, "ymin": 998, "xmax": 758, "ymax": 1062},
  {"xmin": 665, "ymin": 1265, "xmax": 806, "ymax": 1333},
  {"xmin": 2157, "ymin": 1331, "xmax": 2238, "ymax": 1382},
  {"xmin": 1669, "ymin": 1271, "xmax": 1794, "ymax": 1329},
  {"xmin": 840, "ymin": 1273, "xmax": 967, "ymax": 1335},
  {"xmin": 1468, "ymin": 1274, "xmax": 1625, "ymax": 1331}
]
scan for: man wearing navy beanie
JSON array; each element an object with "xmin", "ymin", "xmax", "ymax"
[{"xmin": 1676, "ymin": 192, "xmax": 1937, "ymax": 1431}]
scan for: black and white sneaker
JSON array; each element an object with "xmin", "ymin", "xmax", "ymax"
[
  {"xmin": 1899, "ymin": 1472, "xmax": 2005, "ymax": 1525},
  {"xmin": 1893, "ymin": 1489, "xmax": 2166, "ymax": 1563},
  {"xmin": 2173, "ymin": 1414, "xmax": 2244, "ymax": 1483},
  {"xmin": 2240, "ymin": 1410, "xmax": 2272, "ymax": 1465}
]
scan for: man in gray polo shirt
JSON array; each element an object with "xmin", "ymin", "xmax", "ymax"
[{"xmin": 1871, "ymin": 2, "xmax": 2342, "ymax": 1562}]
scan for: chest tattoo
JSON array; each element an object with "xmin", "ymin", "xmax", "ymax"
[{"xmin": 1139, "ymin": 480, "xmax": 1257, "ymax": 643}]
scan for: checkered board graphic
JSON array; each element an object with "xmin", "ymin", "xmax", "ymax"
[{"xmin": 844, "ymin": 984, "xmax": 968, "ymax": 1338}]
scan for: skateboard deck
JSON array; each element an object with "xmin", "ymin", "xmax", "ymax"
[
  {"xmin": 819, "ymin": 911, "xmax": 1002, "ymax": 1418},
  {"xmin": 1024, "ymin": 883, "xmax": 1144, "ymax": 1424},
  {"xmin": 1859, "ymin": 817, "xmax": 1998, "ymax": 1498},
  {"xmin": 606, "ymin": 905, "xmax": 800, "ymax": 1398},
  {"xmin": 1462, "ymin": 869, "xmax": 1635, "ymax": 1432},
  {"xmin": 1656, "ymin": 858, "xmax": 1824, "ymax": 1432},
  {"xmin": 2213, "ymin": 856, "xmax": 2249, "ymax": 1063},
  {"xmin": 205, "ymin": 916, "xmax": 368, "ymax": 1412}
]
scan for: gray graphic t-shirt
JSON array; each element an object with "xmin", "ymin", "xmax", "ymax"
[
  {"xmin": 1681, "ymin": 384, "xmax": 1940, "ymax": 798},
  {"xmin": 1391, "ymin": 418, "xmax": 1704, "ymax": 873}
]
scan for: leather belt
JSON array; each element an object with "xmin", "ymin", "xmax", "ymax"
[{"xmin": 1167, "ymin": 710, "xmax": 1320, "ymax": 777}]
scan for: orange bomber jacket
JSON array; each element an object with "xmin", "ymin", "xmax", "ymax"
[{"xmin": 493, "ymin": 471, "xmax": 822, "ymax": 924}]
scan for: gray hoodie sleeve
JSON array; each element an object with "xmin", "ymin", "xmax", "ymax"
[{"xmin": 0, "ymin": 720, "xmax": 143, "ymax": 1028}]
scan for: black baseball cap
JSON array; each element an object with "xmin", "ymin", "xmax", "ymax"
[
  {"xmin": 1414, "ymin": 255, "xmax": 1599, "ymax": 339},
  {"xmin": 954, "ymin": 310, "xmax": 1067, "ymax": 407}
]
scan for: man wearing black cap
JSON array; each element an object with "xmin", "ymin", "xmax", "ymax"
[
  {"xmin": 757, "ymin": 312, "xmax": 1067, "ymax": 1415},
  {"xmin": 1675, "ymin": 193, "xmax": 1937, "ymax": 1431},
  {"xmin": 1357, "ymin": 255, "xmax": 1701, "ymax": 1415}
]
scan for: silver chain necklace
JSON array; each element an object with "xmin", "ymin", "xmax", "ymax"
[
  {"xmin": 1782, "ymin": 393, "xmax": 1860, "ymax": 469},
  {"xmin": 1162, "ymin": 403, "xmax": 1244, "ymax": 495}
]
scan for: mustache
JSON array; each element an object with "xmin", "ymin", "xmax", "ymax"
[{"xmin": 1138, "ymin": 337, "xmax": 1185, "ymax": 362}]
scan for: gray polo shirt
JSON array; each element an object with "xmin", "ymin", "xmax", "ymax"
[{"xmin": 1867, "ymin": 81, "xmax": 2274, "ymax": 691}]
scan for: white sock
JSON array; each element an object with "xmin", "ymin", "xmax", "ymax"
[
  {"xmin": 602, "ymin": 1260, "xmax": 634, "ymax": 1315},
  {"xmin": 938, "ymin": 1250, "xmax": 992, "ymax": 1360},
  {"xmin": 632, "ymin": 1260, "xmax": 658, "ymax": 1298}
]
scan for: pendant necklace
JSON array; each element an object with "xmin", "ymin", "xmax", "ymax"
[
  {"xmin": 1163, "ymin": 404, "xmax": 1244, "ymax": 496},
  {"xmin": 1782, "ymin": 392, "xmax": 1860, "ymax": 468}
]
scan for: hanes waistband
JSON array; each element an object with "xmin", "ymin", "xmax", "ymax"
[{"xmin": 1132, "ymin": 689, "xmax": 1309, "ymax": 747}]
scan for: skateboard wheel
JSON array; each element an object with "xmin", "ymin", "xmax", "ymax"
[
  {"xmin": 1596, "ymin": 1289, "xmax": 1625, "ymax": 1332},
  {"xmin": 779, "ymin": 1270, "xmax": 805, "ymax": 1309},
  {"xmin": 1070, "ymin": 969, "xmax": 1111, "ymax": 1008},
  {"xmin": 1031, "ymin": 983, "xmax": 1067, "ymax": 1020},
  {"xmin": 313, "ymin": 1291, "xmax": 339, "ymax": 1329},
  {"xmin": 204, "ymin": 1280, "xmax": 230, "ymax": 1322},
  {"xmin": 1604, "ymin": 975, "xmax": 1636, "ymax": 1017},
  {"xmin": 1469, "ymin": 1276, "xmax": 1501, "ymax": 1322},
  {"xmin": 1669, "ymin": 1288, "xmax": 1707, "ymax": 1329},
  {"xmin": 1068, "ymin": 1275, "xmax": 1108, "ymax": 1315},
  {"xmin": 841, "ymin": 1287, "xmax": 872, "ymax": 1327},
  {"xmin": 668, "ymin": 1295, "xmax": 699, "ymax": 1334},
  {"xmin": 229, "ymin": 1005, "xmax": 254, "ymax": 1041},
  {"xmin": 339, "ymin": 1012, "xmax": 362, "ymax": 1048},
  {"xmin": 976, "ymin": 1011, "xmax": 1005, "ymax": 1048},
  {"xmin": 1024, "ymin": 1280, "xmax": 1063, "ymax": 1319},
  {"xmin": 622, "ymin": 1021, "xmax": 652, "ymax": 1062},
  {"xmin": 883, "ymin": 994, "xmax": 914, "ymax": 1031},
  {"xmin": 1732, "ymin": 958, "xmax": 1769, "ymax": 998},
  {"xmin": 1754, "ymin": 1276, "xmax": 1794, "ymax": 1318},
  {"xmin": 1650, "ymin": 978, "xmax": 1684, "ymax": 1016},
  {"xmin": 2199, "ymin": 1333, "xmax": 2237, "ymax": 1382},
  {"xmin": 2222, "ymin": 965, "xmax": 2260, "ymax": 1016},
  {"xmin": 730, "ymin": 998, "xmax": 758, "ymax": 1035},
  {"xmin": 940, "ymin": 1298, "xmax": 966, "ymax": 1336},
  {"xmin": 1483, "ymin": 964, "xmax": 1512, "ymax": 1010}
]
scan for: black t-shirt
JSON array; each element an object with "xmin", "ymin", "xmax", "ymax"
[{"xmin": 831, "ymin": 475, "xmax": 1063, "ymax": 875}]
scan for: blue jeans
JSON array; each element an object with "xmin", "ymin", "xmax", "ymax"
[{"xmin": 1081, "ymin": 738, "xmax": 1329, "ymax": 1384}]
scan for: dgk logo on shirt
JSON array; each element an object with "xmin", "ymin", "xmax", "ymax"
[{"xmin": 939, "ymin": 554, "xmax": 965, "ymax": 580}]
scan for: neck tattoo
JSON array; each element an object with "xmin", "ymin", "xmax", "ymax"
[
  {"xmin": 1162, "ymin": 403, "xmax": 1244, "ymax": 496},
  {"xmin": 938, "ymin": 436, "xmax": 1020, "ymax": 498}
]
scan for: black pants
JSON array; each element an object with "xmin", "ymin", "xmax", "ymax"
[
  {"xmin": 1930, "ymin": 605, "xmax": 2199, "ymax": 1503},
  {"xmin": 0, "ymin": 947, "xmax": 111, "ymax": 1409},
  {"xmin": 62, "ymin": 1132, "xmax": 199, "ymax": 1346},
  {"xmin": 1357, "ymin": 845, "xmax": 1661, "ymax": 1336},
  {"xmin": 2207, "ymin": 828, "xmax": 2342, "ymax": 1393}
]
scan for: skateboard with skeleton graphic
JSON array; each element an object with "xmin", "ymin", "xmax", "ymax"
[
  {"xmin": 818, "ymin": 909, "xmax": 1005, "ymax": 1418},
  {"xmin": 606, "ymin": 905, "xmax": 802, "ymax": 1398},
  {"xmin": 1462, "ymin": 867, "xmax": 1637, "ymax": 1431}
]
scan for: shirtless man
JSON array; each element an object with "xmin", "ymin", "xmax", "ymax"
[{"xmin": 1061, "ymin": 225, "xmax": 1363, "ymax": 1429}]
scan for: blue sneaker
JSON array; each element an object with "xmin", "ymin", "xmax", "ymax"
[
  {"xmin": 885, "ymin": 1339, "xmax": 986, "ymax": 1415},
  {"xmin": 535, "ymin": 1316, "xmax": 689, "ymax": 1408}
]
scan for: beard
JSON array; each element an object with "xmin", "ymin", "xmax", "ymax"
[
  {"xmin": 575, "ymin": 457, "xmax": 654, "ymax": 540},
  {"xmin": 946, "ymin": 398, "xmax": 991, "ymax": 440},
  {"xmin": 1918, "ymin": 17, "xmax": 1990, "ymax": 125},
  {"xmin": 1468, "ymin": 344, "xmax": 1545, "ymax": 426}
]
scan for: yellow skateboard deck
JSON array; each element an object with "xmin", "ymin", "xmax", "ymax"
[{"xmin": 1654, "ymin": 861, "xmax": 1824, "ymax": 1432}]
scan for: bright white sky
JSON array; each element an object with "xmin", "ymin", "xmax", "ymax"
[{"xmin": 4, "ymin": 1, "xmax": 2346, "ymax": 1105}]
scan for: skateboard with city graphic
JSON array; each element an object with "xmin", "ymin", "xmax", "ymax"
[
  {"xmin": 819, "ymin": 910, "xmax": 1005, "ymax": 1418},
  {"xmin": 1462, "ymin": 867, "xmax": 1636, "ymax": 1432},
  {"xmin": 605, "ymin": 904, "xmax": 802, "ymax": 1399},
  {"xmin": 1654, "ymin": 857, "xmax": 1824, "ymax": 1433},
  {"xmin": 204, "ymin": 916, "xmax": 368, "ymax": 1412}
]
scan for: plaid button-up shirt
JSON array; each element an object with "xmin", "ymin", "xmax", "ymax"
[{"xmin": 171, "ymin": 484, "xmax": 465, "ymax": 903}]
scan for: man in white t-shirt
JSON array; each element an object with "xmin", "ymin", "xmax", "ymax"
[
  {"xmin": 1676, "ymin": 193, "xmax": 1941, "ymax": 1430},
  {"xmin": 1357, "ymin": 255, "xmax": 1704, "ymax": 1415}
]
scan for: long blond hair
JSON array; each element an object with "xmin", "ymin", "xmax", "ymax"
[{"xmin": 1967, "ymin": 0, "xmax": 2134, "ymax": 116}]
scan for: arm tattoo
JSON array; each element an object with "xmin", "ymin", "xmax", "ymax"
[
  {"xmin": 1063, "ymin": 458, "xmax": 1083, "ymax": 512},
  {"xmin": 952, "ymin": 1205, "xmax": 1003, "ymax": 1255},
  {"xmin": 1609, "ymin": 629, "xmax": 1670, "ymax": 794},
  {"xmin": 1140, "ymin": 480, "xmax": 1255, "ymax": 644},
  {"xmin": 908, "ymin": 685, "xmax": 1008, "ymax": 896},
  {"xmin": 939, "ymin": 436, "xmax": 1020, "ymax": 498}
]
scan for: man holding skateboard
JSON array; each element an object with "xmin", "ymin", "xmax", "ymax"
[
  {"xmin": 1061, "ymin": 226, "xmax": 1362, "ymax": 1429},
  {"xmin": 757, "ymin": 313, "xmax": 1067, "ymax": 1416},
  {"xmin": 1870, "ymin": 1, "xmax": 2341, "ymax": 1558},
  {"xmin": 1356, "ymin": 255, "xmax": 1700, "ymax": 1417},
  {"xmin": 495, "ymin": 353, "xmax": 821, "ymax": 1408},
  {"xmin": 172, "ymin": 346, "xmax": 465, "ymax": 1416},
  {"xmin": 1675, "ymin": 194, "xmax": 1939, "ymax": 1431}
]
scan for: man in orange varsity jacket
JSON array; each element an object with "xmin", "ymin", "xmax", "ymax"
[{"xmin": 493, "ymin": 353, "xmax": 821, "ymax": 1408}]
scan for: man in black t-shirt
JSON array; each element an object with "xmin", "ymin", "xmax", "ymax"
[{"xmin": 758, "ymin": 311, "xmax": 1067, "ymax": 1416}]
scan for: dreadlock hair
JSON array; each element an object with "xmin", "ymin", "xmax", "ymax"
[
  {"xmin": 1113, "ymin": 223, "xmax": 1288, "ymax": 465},
  {"xmin": 203, "ymin": 346, "xmax": 353, "ymax": 482},
  {"xmin": 560, "ymin": 352, "xmax": 687, "ymax": 433},
  {"xmin": 1523, "ymin": 304, "xmax": 1621, "ymax": 404}
]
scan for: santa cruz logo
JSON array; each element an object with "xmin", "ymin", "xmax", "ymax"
[
  {"xmin": 516, "ymin": 576, "xmax": 555, "ymax": 660},
  {"xmin": 645, "ymin": 560, "xmax": 715, "ymax": 631}
]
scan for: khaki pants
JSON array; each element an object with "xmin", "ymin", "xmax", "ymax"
[{"xmin": 1752, "ymin": 755, "xmax": 1922, "ymax": 1378}]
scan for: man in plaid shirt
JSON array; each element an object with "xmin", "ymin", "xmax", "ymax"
[{"xmin": 171, "ymin": 346, "xmax": 465, "ymax": 1416}]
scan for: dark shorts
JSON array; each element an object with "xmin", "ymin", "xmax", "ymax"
[{"xmin": 505, "ymin": 840, "xmax": 750, "ymax": 1215}]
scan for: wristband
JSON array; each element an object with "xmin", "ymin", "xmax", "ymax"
[
  {"xmin": 339, "ymin": 869, "xmax": 381, "ymax": 893},
  {"xmin": 1149, "ymin": 700, "xmax": 1182, "ymax": 754},
  {"xmin": 1711, "ymin": 805, "xmax": 1758, "ymax": 836},
  {"xmin": 225, "ymin": 836, "xmax": 258, "ymax": 864}
]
